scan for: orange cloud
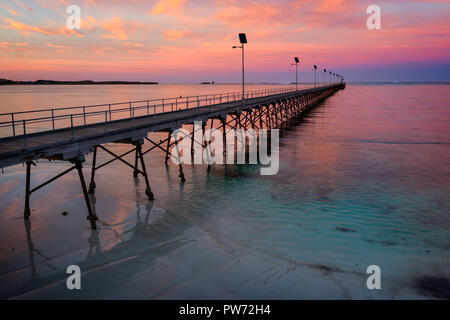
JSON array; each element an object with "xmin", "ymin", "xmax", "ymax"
[
  {"xmin": 0, "ymin": 41, "xmax": 38, "ymax": 54},
  {"xmin": 152, "ymin": 0, "xmax": 186, "ymax": 15},
  {"xmin": 13, "ymin": 0, "xmax": 33, "ymax": 12},
  {"xmin": 3, "ymin": 18, "xmax": 83, "ymax": 37},
  {"xmin": 47, "ymin": 43, "xmax": 72, "ymax": 54},
  {"xmin": 216, "ymin": 4, "xmax": 282, "ymax": 27},
  {"xmin": 6, "ymin": 8, "xmax": 20, "ymax": 16},
  {"xmin": 85, "ymin": 16, "xmax": 150, "ymax": 41},
  {"xmin": 164, "ymin": 29, "xmax": 193, "ymax": 40},
  {"xmin": 316, "ymin": 0, "xmax": 346, "ymax": 12},
  {"xmin": 101, "ymin": 17, "xmax": 128, "ymax": 40}
]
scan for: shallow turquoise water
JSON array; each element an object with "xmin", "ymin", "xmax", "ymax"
[{"xmin": 0, "ymin": 84, "xmax": 449, "ymax": 299}]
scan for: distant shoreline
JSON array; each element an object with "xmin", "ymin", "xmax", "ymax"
[
  {"xmin": 0, "ymin": 79, "xmax": 448, "ymax": 86},
  {"xmin": 0, "ymin": 79, "xmax": 158, "ymax": 86}
]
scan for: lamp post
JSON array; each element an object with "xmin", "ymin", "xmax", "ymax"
[
  {"xmin": 323, "ymin": 69, "xmax": 326, "ymax": 86},
  {"xmin": 233, "ymin": 33, "xmax": 247, "ymax": 100},
  {"xmin": 329, "ymin": 71, "xmax": 332, "ymax": 85},
  {"xmin": 313, "ymin": 65, "xmax": 317, "ymax": 88},
  {"xmin": 291, "ymin": 57, "xmax": 299, "ymax": 91}
]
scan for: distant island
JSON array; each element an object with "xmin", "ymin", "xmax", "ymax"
[
  {"xmin": 201, "ymin": 81, "xmax": 215, "ymax": 84},
  {"xmin": 0, "ymin": 79, "xmax": 158, "ymax": 85}
]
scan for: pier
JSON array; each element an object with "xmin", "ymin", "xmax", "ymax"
[{"xmin": 0, "ymin": 83, "xmax": 345, "ymax": 229}]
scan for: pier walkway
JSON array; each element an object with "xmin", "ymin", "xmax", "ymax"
[{"xmin": 0, "ymin": 83, "xmax": 345, "ymax": 228}]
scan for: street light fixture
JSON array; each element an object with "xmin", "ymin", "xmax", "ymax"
[
  {"xmin": 291, "ymin": 57, "xmax": 300, "ymax": 91},
  {"xmin": 233, "ymin": 33, "xmax": 247, "ymax": 100},
  {"xmin": 323, "ymin": 69, "xmax": 326, "ymax": 86}
]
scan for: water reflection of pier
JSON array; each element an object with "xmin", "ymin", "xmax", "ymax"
[{"xmin": 14, "ymin": 194, "xmax": 193, "ymax": 299}]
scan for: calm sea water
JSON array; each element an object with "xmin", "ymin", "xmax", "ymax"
[{"xmin": 0, "ymin": 83, "xmax": 449, "ymax": 299}]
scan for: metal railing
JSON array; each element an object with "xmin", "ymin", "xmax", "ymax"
[{"xmin": 0, "ymin": 87, "xmax": 302, "ymax": 140}]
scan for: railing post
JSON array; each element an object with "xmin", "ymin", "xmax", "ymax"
[
  {"xmin": 162, "ymin": 99, "xmax": 164, "ymax": 111},
  {"xmin": 11, "ymin": 113, "xmax": 15, "ymax": 136},
  {"xmin": 83, "ymin": 106, "xmax": 86, "ymax": 125},
  {"xmin": 23, "ymin": 119, "xmax": 26, "ymax": 149},
  {"xmin": 129, "ymin": 102, "xmax": 132, "ymax": 118},
  {"xmin": 105, "ymin": 110, "xmax": 108, "ymax": 134},
  {"xmin": 147, "ymin": 100, "xmax": 149, "ymax": 115},
  {"xmin": 186, "ymin": 97, "xmax": 189, "ymax": 109},
  {"xmin": 70, "ymin": 114, "xmax": 74, "ymax": 141},
  {"xmin": 109, "ymin": 104, "xmax": 112, "ymax": 122},
  {"xmin": 51, "ymin": 109, "xmax": 55, "ymax": 130}
]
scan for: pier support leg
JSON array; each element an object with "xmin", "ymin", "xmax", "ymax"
[
  {"xmin": 266, "ymin": 107, "xmax": 271, "ymax": 129},
  {"xmin": 174, "ymin": 138, "xmax": 185, "ymax": 182},
  {"xmin": 88, "ymin": 146, "xmax": 97, "ymax": 194},
  {"xmin": 165, "ymin": 130, "xmax": 172, "ymax": 165},
  {"xmin": 133, "ymin": 147, "xmax": 139, "ymax": 177},
  {"xmin": 259, "ymin": 109, "xmax": 263, "ymax": 130},
  {"xmin": 24, "ymin": 161, "xmax": 33, "ymax": 219},
  {"xmin": 191, "ymin": 125, "xmax": 195, "ymax": 155},
  {"xmin": 137, "ymin": 144, "xmax": 154, "ymax": 200},
  {"xmin": 75, "ymin": 159, "xmax": 98, "ymax": 230},
  {"xmin": 221, "ymin": 117, "xmax": 227, "ymax": 156},
  {"xmin": 202, "ymin": 123, "xmax": 206, "ymax": 148},
  {"xmin": 250, "ymin": 110, "xmax": 256, "ymax": 129},
  {"xmin": 206, "ymin": 119, "xmax": 214, "ymax": 173},
  {"xmin": 268, "ymin": 105, "xmax": 277, "ymax": 129}
]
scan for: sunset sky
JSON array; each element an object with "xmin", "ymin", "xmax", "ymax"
[{"xmin": 0, "ymin": 0, "xmax": 449, "ymax": 83}]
